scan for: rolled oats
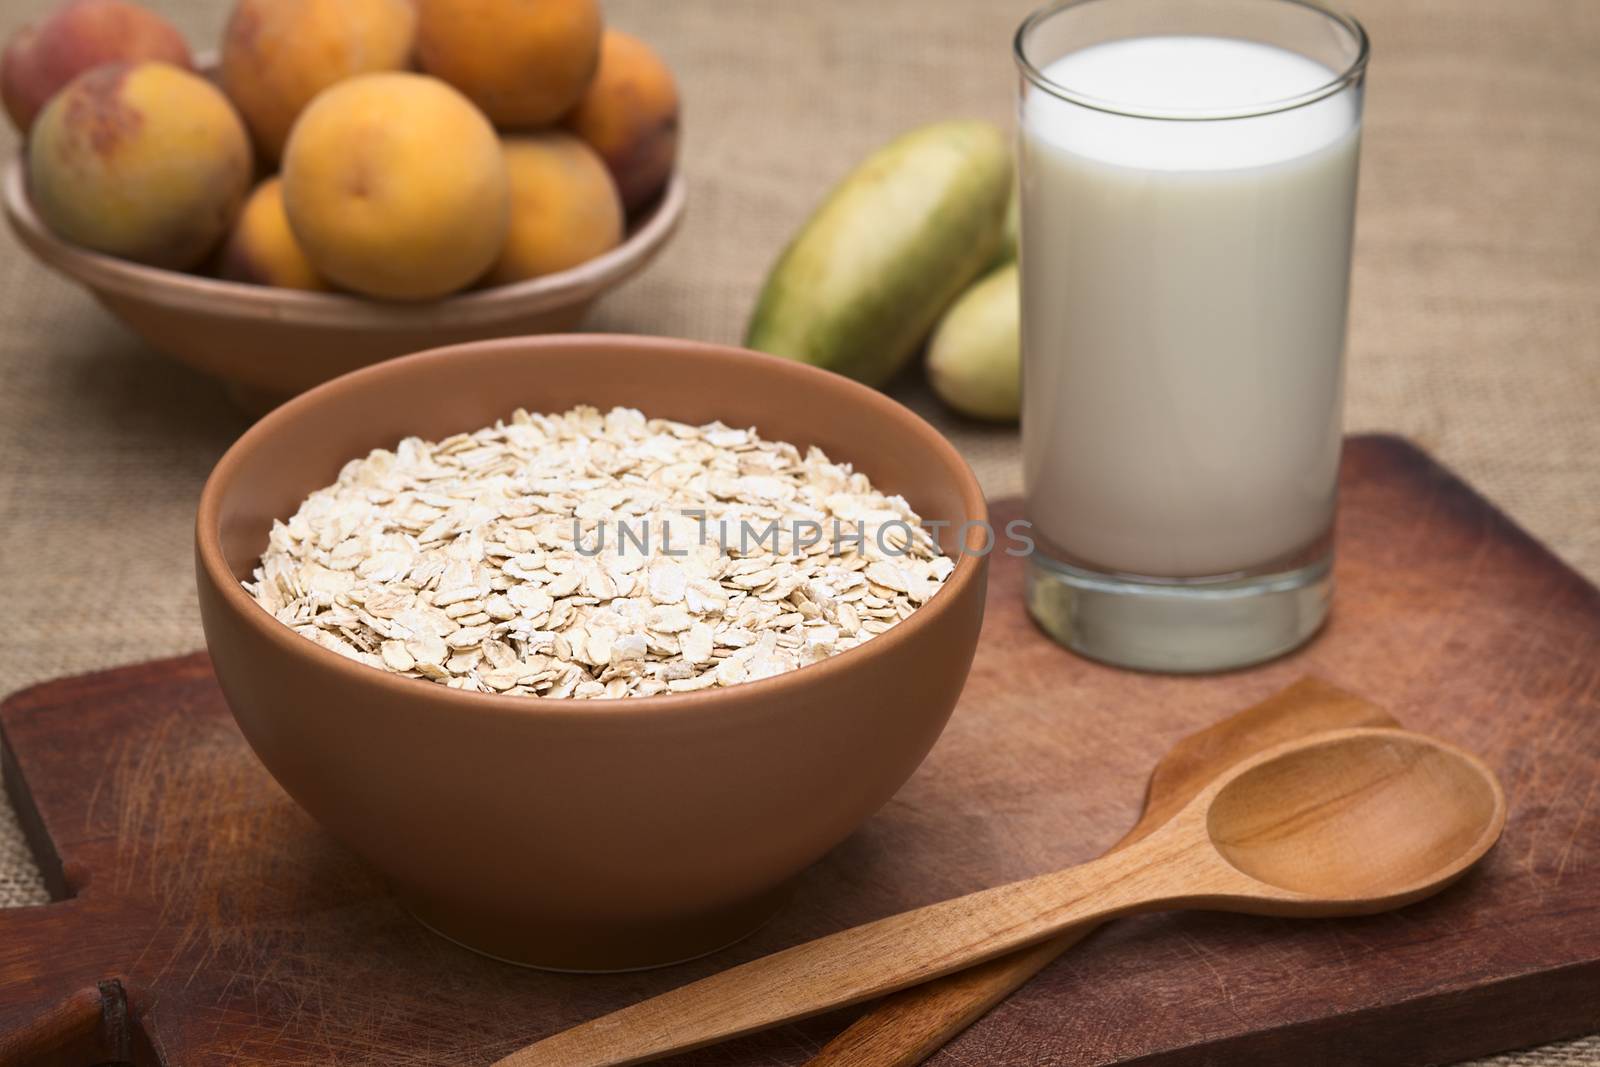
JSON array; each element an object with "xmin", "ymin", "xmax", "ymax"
[{"xmin": 244, "ymin": 406, "xmax": 953, "ymax": 699}]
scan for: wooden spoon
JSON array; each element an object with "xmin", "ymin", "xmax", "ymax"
[
  {"xmin": 499, "ymin": 725, "xmax": 1505, "ymax": 1067},
  {"xmin": 805, "ymin": 678, "xmax": 1397, "ymax": 1067}
]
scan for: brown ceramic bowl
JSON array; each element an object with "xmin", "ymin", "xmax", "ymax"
[
  {"xmin": 1, "ymin": 156, "xmax": 684, "ymax": 409},
  {"xmin": 195, "ymin": 334, "xmax": 989, "ymax": 971}
]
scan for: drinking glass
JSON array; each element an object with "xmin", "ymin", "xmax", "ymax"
[{"xmin": 1015, "ymin": 0, "xmax": 1368, "ymax": 672}]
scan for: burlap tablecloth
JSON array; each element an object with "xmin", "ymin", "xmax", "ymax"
[{"xmin": 1, "ymin": 0, "xmax": 1595, "ymax": 1060}]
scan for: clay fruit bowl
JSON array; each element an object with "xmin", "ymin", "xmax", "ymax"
[
  {"xmin": 2, "ymin": 158, "xmax": 683, "ymax": 410},
  {"xmin": 195, "ymin": 334, "xmax": 989, "ymax": 971}
]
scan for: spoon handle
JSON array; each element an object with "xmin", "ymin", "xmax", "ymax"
[{"xmin": 495, "ymin": 836, "xmax": 1191, "ymax": 1067}]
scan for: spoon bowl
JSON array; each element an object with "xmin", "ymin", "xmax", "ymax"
[{"xmin": 1206, "ymin": 729, "xmax": 1506, "ymax": 907}]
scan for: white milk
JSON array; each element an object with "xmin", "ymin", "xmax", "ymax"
[{"xmin": 1020, "ymin": 36, "xmax": 1360, "ymax": 579}]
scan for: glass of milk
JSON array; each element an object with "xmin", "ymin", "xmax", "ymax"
[{"xmin": 1015, "ymin": 0, "xmax": 1368, "ymax": 672}]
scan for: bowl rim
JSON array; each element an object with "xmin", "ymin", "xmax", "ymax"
[
  {"xmin": 1, "ymin": 155, "xmax": 686, "ymax": 325},
  {"xmin": 196, "ymin": 334, "xmax": 990, "ymax": 724}
]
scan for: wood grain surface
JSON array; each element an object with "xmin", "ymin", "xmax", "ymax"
[{"xmin": 1, "ymin": 435, "xmax": 1598, "ymax": 1067}]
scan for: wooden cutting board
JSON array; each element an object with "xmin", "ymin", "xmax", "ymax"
[{"xmin": 2, "ymin": 434, "xmax": 1597, "ymax": 1067}]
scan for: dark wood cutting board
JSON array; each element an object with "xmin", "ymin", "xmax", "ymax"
[{"xmin": 2, "ymin": 434, "xmax": 1598, "ymax": 1067}]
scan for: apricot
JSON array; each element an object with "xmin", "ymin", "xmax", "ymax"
[
  {"xmin": 27, "ymin": 62, "xmax": 252, "ymax": 270},
  {"xmin": 217, "ymin": 178, "xmax": 328, "ymax": 291},
  {"xmin": 416, "ymin": 0, "xmax": 602, "ymax": 128},
  {"xmin": 486, "ymin": 133, "xmax": 622, "ymax": 287},
  {"xmin": 282, "ymin": 73, "xmax": 509, "ymax": 301},
  {"xmin": 565, "ymin": 30, "xmax": 679, "ymax": 213},
  {"xmin": 220, "ymin": 0, "xmax": 416, "ymax": 163},
  {"xmin": 1, "ymin": 0, "xmax": 192, "ymax": 134}
]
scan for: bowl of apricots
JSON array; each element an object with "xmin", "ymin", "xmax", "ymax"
[{"xmin": 1, "ymin": 0, "xmax": 684, "ymax": 408}]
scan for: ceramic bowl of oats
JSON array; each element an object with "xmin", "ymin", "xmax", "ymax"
[{"xmin": 196, "ymin": 333, "xmax": 989, "ymax": 971}]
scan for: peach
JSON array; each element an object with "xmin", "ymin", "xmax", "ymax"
[
  {"xmin": 217, "ymin": 178, "xmax": 328, "ymax": 291},
  {"xmin": 565, "ymin": 30, "xmax": 679, "ymax": 212},
  {"xmin": 281, "ymin": 73, "xmax": 509, "ymax": 301},
  {"xmin": 27, "ymin": 62, "xmax": 252, "ymax": 270},
  {"xmin": 220, "ymin": 0, "xmax": 416, "ymax": 163},
  {"xmin": 486, "ymin": 133, "xmax": 622, "ymax": 287},
  {"xmin": 416, "ymin": 0, "xmax": 602, "ymax": 128},
  {"xmin": 1, "ymin": 0, "xmax": 192, "ymax": 134}
]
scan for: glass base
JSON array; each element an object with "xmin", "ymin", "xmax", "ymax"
[{"xmin": 1025, "ymin": 554, "xmax": 1332, "ymax": 673}]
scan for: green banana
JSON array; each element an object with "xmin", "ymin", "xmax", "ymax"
[
  {"xmin": 927, "ymin": 261, "xmax": 1020, "ymax": 423},
  {"xmin": 745, "ymin": 119, "xmax": 1013, "ymax": 388}
]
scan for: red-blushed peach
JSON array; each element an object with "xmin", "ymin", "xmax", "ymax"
[
  {"xmin": 27, "ymin": 62, "xmax": 252, "ymax": 270},
  {"xmin": 281, "ymin": 73, "xmax": 509, "ymax": 301},
  {"xmin": 1, "ymin": 0, "xmax": 192, "ymax": 134},
  {"xmin": 565, "ymin": 30, "xmax": 679, "ymax": 213},
  {"xmin": 217, "ymin": 178, "xmax": 329, "ymax": 291},
  {"xmin": 415, "ymin": 0, "xmax": 601, "ymax": 128},
  {"xmin": 219, "ymin": 0, "xmax": 416, "ymax": 163},
  {"xmin": 486, "ymin": 133, "xmax": 622, "ymax": 287}
]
